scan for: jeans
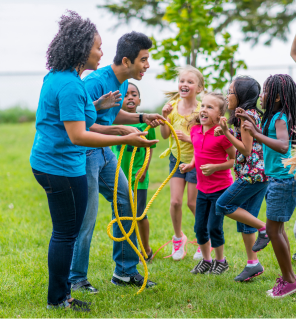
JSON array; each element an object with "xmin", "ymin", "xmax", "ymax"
[
  {"xmin": 194, "ymin": 189, "xmax": 226, "ymax": 248},
  {"xmin": 32, "ymin": 168, "xmax": 87, "ymax": 305},
  {"xmin": 169, "ymin": 153, "xmax": 197, "ymax": 183},
  {"xmin": 216, "ymin": 179, "xmax": 268, "ymax": 234},
  {"xmin": 69, "ymin": 147, "xmax": 138, "ymax": 284}
]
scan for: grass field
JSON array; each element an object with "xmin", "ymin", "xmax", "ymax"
[{"xmin": 1, "ymin": 123, "xmax": 296, "ymax": 318}]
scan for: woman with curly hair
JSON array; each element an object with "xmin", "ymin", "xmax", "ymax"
[{"xmin": 30, "ymin": 11, "xmax": 158, "ymax": 311}]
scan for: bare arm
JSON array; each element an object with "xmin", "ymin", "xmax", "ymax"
[
  {"xmin": 89, "ymin": 123, "xmax": 140, "ymax": 136},
  {"xmin": 160, "ymin": 103, "xmax": 173, "ymax": 139},
  {"xmin": 114, "ymin": 110, "xmax": 165, "ymax": 127},
  {"xmin": 136, "ymin": 149, "xmax": 154, "ymax": 183},
  {"xmin": 291, "ymin": 35, "xmax": 296, "ymax": 62},
  {"xmin": 242, "ymin": 119, "xmax": 290, "ymax": 154},
  {"xmin": 63, "ymin": 121, "xmax": 158, "ymax": 148}
]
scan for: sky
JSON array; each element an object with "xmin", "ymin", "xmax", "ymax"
[{"xmin": 0, "ymin": 0, "xmax": 296, "ymax": 110}]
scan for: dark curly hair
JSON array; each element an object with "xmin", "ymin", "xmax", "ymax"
[
  {"xmin": 46, "ymin": 10, "xmax": 98, "ymax": 74},
  {"xmin": 113, "ymin": 31, "xmax": 152, "ymax": 65}
]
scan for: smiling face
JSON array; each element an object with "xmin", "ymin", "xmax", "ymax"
[
  {"xmin": 122, "ymin": 84, "xmax": 141, "ymax": 113},
  {"xmin": 178, "ymin": 71, "xmax": 202, "ymax": 99},
  {"xmin": 127, "ymin": 49, "xmax": 150, "ymax": 81},
  {"xmin": 199, "ymin": 95, "xmax": 222, "ymax": 127},
  {"xmin": 226, "ymin": 82, "xmax": 238, "ymax": 110},
  {"xmin": 85, "ymin": 33, "xmax": 103, "ymax": 71}
]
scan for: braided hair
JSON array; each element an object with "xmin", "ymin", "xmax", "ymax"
[
  {"xmin": 262, "ymin": 74, "xmax": 296, "ymax": 141},
  {"xmin": 46, "ymin": 10, "xmax": 98, "ymax": 74},
  {"xmin": 228, "ymin": 76, "xmax": 263, "ymax": 127}
]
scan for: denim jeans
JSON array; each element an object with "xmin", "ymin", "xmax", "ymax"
[
  {"xmin": 216, "ymin": 179, "xmax": 268, "ymax": 234},
  {"xmin": 69, "ymin": 147, "xmax": 138, "ymax": 284},
  {"xmin": 194, "ymin": 189, "xmax": 226, "ymax": 248},
  {"xmin": 32, "ymin": 168, "xmax": 87, "ymax": 305}
]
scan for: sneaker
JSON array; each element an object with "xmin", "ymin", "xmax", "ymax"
[
  {"xmin": 210, "ymin": 259, "xmax": 229, "ymax": 275},
  {"xmin": 269, "ymin": 278, "xmax": 296, "ymax": 298},
  {"xmin": 140, "ymin": 249, "xmax": 153, "ymax": 263},
  {"xmin": 193, "ymin": 246, "xmax": 214, "ymax": 260},
  {"xmin": 234, "ymin": 263, "xmax": 264, "ymax": 282},
  {"xmin": 252, "ymin": 232, "xmax": 270, "ymax": 252},
  {"xmin": 266, "ymin": 275, "xmax": 296, "ymax": 295},
  {"xmin": 47, "ymin": 299, "xmax": 91, "ymax": 312},
  {"xmin": 171, "ymin": 233, "xmax": 187, "ymax": 261},
  {"xmin": 111, "ymin": 273, "xmax": 156, "ymax": 288},
  {"xmin": 71, "ymin": 280, "xmax": 98, "ymax": 294},
  {"xmin": 190, "ymin": 259, "xmax": 212, "ymax": 274}
]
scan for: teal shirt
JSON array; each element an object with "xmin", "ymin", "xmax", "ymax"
[
  {"xmin": 111, "ymin": 123, "xmax": 156, "ymax": 189},
  {"xmin": 263, "ymin": 112, "xmax": 294, "ymax": 179}
]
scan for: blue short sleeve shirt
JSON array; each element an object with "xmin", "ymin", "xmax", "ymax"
[
  {"xmin": 263, "ymin": 112, "xmax": 294, "ymax": 179},
  {"xmin": 30, "ymin": 70, "xmax": 97, "ymax": 177}
]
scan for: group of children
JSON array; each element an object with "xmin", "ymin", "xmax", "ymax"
[{"xmin": 112, "ymin": 65, "xmax": 296, "ymax": 298}]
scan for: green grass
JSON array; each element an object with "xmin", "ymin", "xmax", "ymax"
[{"xmin": 1, "ymin": 123, "xmax": 296, "ymax": 318}]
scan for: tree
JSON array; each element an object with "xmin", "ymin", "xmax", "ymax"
[{"xmin": 98, "ymin": 0, "xmax": 296, "ymax": 89}]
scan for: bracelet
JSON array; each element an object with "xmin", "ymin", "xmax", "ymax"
[{"xmin": 139, "ymin": 113, "xmax": 144, "ymax": 123}]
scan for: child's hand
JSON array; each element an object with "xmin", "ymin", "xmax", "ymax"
[
  {"xmin": 219, "ymin": 117, "xmax": 229, "ymax": 133},
  {"xmin": 200, "ymin": 164, "xmax": 217, "ymax": 176},
  {"xmin": 136, "ymin": 168, "xmax": 146, "ymax": 183},
  {"xmin": 214, "ymin": 126, "xmax": 224, "ymax": 136},
  {"xmin": 162, "ymin": 103, "xmax": 173, "ymax": 118},
  {"xmin": 235, "ymin": 107, "xmax": 252, "ymax": 122},
  {"xmin": 179, "ymin": 163, "xmax": 194, "ymax": 173},
  {"xmin": 93, "ymin": 90, "xmax": 122, "ymax": 111},
  {"xmin": 242, "ymin": 120, "xmax": 257, "ymax": 137},
  {"xmin": 172, "ymin": 130, "xmax": 191, "ymax": 143}
]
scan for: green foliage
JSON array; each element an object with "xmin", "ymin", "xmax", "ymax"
[{"xmin": 0, "ymin": 106, "xmax": 36, "ymax": 124}]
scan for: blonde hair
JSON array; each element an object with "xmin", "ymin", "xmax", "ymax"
[
  {"xmin": 164, "ymin": 65, "xmax": 205, "ymax": 102},
  {"xmin": 186, "ymin": 92, "xmax": 227, "ymax": 130}
]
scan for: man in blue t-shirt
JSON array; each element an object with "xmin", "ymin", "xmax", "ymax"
[{"xmin": 69, "ymin": 32, "xmax": 164, "ymax": 292}]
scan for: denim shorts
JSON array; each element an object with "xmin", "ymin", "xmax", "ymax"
[
  {"xmin": 169, "ymin": 153, "xmax": 197, "ymax": 184},
  {"xmin": 216, "ymin": 179, "xmax": 268, "ymax": 234},
  {"xmin": 266, "ymin": 177, "xmax": 296, "ymax": 222}
]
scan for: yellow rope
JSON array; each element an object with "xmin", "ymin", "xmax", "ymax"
[{"xmin": 107, "ymin": 120, "xmax": 181, "ymax": 294}]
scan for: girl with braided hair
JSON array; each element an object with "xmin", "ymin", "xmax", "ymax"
[{"xmin": 242, "ymin": 74, "xmax": 296, "ymax": 298}]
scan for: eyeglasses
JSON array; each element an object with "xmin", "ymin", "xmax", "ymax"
[{"xmin": 227, "ymin": 90, "xmax": 235, "ymax": 95}]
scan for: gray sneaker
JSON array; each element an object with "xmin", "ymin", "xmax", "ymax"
[
  {"xmin": 71, "ymin": 280, "xmax": 98, "ymax": 294},
  {"xmin": 190, "ymin": 259, "xmax": 212, "ymax": 274},
  {"xmin": 252, "ymin": 232, "xmax": 270, "ymax": 252},
  {"xmin": 209, "ymin": 259, "xmax": 229, "ymax": 275},
  {"xmin": 234, "ymin": 263, "xmax": 264, "ymax": 282}
]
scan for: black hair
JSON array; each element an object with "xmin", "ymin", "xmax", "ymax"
[
  {"xmin": 128, "ymin": 82, "xmax": 141, "ymax": 97},
  {"xmin": 228, "ymin": 76, "xmax": 263, "ymax": 127},
  {"xmin": 262, "ymin": 74, "xmax": 296, "ymax": 140},
  {"xmin": 113, "ymin": 31, "xmax": 152, "ymax": 65},
  {"xmin": 46, "ymin": 10, "xmax": 98, "ymax": 74}
]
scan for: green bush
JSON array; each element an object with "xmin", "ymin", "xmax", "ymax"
[{"xmin": 0, "ymin": 106, "xmax": 36, "ymax": 124}]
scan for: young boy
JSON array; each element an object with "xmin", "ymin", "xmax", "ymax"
[{"xmin": 112, "ymin": 82, "xmax": 155, "ymax": 261}]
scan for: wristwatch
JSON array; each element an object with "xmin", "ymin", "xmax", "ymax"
[{"xmin": 139, "ymin": 113, "xmax": 144, "ymax": 123}]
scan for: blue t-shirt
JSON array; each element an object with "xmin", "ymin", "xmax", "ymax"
[
  {"xmin": 263, "ymin": 112, "xmax": 294, "ymax": 179},
  {"xmin": 83, "ymin": 65, "xmax": 128, "ymax": 126},
  {"xmin": 30, "ymin": 70, "xmax": 97, "ymax": 177}
]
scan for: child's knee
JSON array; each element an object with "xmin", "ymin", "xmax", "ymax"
[{"xmin": 170, "ymin": 199, "xmax": 182, "ymax": 210}]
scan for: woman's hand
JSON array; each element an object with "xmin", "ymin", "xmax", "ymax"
[
  {"xmin": 242, "ymin": 120, "xmax": 257, "ymax": 137},
  {"xmin": 214, "ymin": 126, "xmax": 224, "ymax": 137},
  {"xmin": 179, "ymin": 163, "xmax": 194, "ymax": 173},
  {"xmin": 219, "ymin": 117, "xmax": 229, "ymax": 134},
  {"xmin": 200, "ymin": 164, "xmax": 217, "ymax": 176},
  {"xmin": 172, "ymin": 130, "xmax": 191, "ymax": 143},
  {"xmin": 162, "ymin": 103, "xmax": 173, "ymax": 118},
  {"xmin": 117, "ymin": 125, "xmax": 140, "ymax": 135},
  {"xmin": 93, "ymin": 90, "xmax": 122, "ymax": 111},
  {"xmin": 123, "ymin": 131, "xmax": 159, "ymax": 148}
]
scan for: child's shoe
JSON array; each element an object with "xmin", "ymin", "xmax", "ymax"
[
  {"xmin": 193, "ymin": 246, "xmax": 214, "ymax": 260},
  {"xmin": 234, "ymin": 263, "xmax": 264, "ymax": 282},
  {"xmin": 171, "ymin": 233, "xmax": 187, "ymax": 261},
  {"xmin": 209, "ymin": 259, "xmax": 229, "ymax": 275},
  {"xmin": 190, "ymin": 258, "xmax": 212, "ymax": 274},
  {"xmin": 268, "ymin": 278, "xmax": 296, "ymax": 298},
  {"xmin": 252, "ymin": 232, "xmax": 270, "ymax": 252}
]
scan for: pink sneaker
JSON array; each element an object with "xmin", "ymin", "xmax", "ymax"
[
  {"xmin": 164, "ymin": 233, "xmax": 187, "ymax": 261},
  {"xmin": 193, "ymin": 246, "xmax": 214, "ymax": 260},
  {"xmin": 269, "ymin": 277, "xmax": 296, "ymax": 298}
]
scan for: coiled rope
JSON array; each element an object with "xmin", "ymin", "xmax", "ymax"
[{"xmin": 107, "ymin": 120, "xmax": 181, "ymax": 294}]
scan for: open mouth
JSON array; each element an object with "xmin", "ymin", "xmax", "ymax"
[
  {"xmin": 140, "ymin": 71, "xmax": 145, "ymax": 77},
  {"xmin": 126, "ymin": 102, "xmax": 135, "ymax": 107},
  {"xmin": 181, "ymin": 88, "xmax": 189, "ymax": 93},
  {"xmin": 200, "ymin": 114, "xmax": 208, "ymax": 120}
]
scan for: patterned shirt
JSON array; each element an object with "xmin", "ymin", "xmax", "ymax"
[{"xmin": 233, "ymin": 109, "xmax": 268, "ymax": 183}]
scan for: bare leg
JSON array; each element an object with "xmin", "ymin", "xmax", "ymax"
[
  {"xmin": 266, "ymin": 219, "xmax": 295, "ymax": 283},
  {"xmin": 199, "ymin": 240, "xmax": 211, "ymax": 260},
  {"xmin": 227, "ymin": 207, "xmax": 265, "ymax": 229},
  {"xmin": 242, "ymin": 233, "xmax": 257, "ymax": 260},
  {"xmin": 214, "ymin": 245, "xmax": 224, "ymax": 261},
  {"xmin": 187, "ymin": 182, "xmax": 198, "ymax": 217},
  {"xmin": 169, "ymin": 177, "xmax": 186, "ymax": 238},
  {"xmin": 137, "ymin": 219, "xmax": 151, "ymax": 255}
]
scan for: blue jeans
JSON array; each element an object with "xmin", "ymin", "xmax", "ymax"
[
  {"xmin": 69, "ymin": 147, "xmax": 138, "ymax": 284},
  {"xmin": 169, "ymin": 153, "xmax": 197, "ymax": 183},
  {"xmin": 32, "ymin": 168, "xmax": 87, "ymax": 305},
  {"xmin": 216, "ymin": 179, "xmax": 268, "ymax": 234},
  {"xmin": 194, "ymin": 189, "xmax": 226, "ymax": 248}
]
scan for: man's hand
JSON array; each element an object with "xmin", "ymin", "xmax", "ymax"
[
  {"xmin": 93, "ymin": 90, "xmax": 122, "ymax": 111},
  {"xmin": 162, "ymin": 103, "xmax": 173, "ymax": 118},
  {"xmin": 179, "ymin": 163, "xmax": 194, "ymax": 173},
  {"xmin": 200, "ymin": 164, "xmax": 217, "ymax": 176},
  {"xmin": 242, "ymin": 120, "xmax": 257, "ymax": 137},
  {"xmin": 136, "ymin": 168, "xmax": 147, "ymax": 183},
  {"xmin": 172, "ymin": 130, "xmax": 191, "ymax": 143},
  {"xmin": 219, "ymin": 117, "xmax": 229, "ymax": 134},
  {"xmin": 143, "ymin": 113, "xmax": 166, "ymax": 128},
  {"xmin": 123, "ymin": 131, "xmax": 159, "ymax": 148}
]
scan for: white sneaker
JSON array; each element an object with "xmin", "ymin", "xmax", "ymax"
[
  {"xmin": 171, "ymin": 233, "xmax": 187, "ymax": 261},
  {"xmin": 193, "ymin": 246, "xmax": 203, "ymax": 260}
]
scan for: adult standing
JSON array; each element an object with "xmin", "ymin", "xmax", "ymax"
[
  {"xmin": 69, "ymin": 32, "xmax": 165, "ymax": 292},
  {"xmin": 30, "ymin": 12, "xmax": 158, "ymax": 311}
]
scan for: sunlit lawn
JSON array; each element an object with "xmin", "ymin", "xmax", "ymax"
[{"xmin": 1, "ymin": 123, "xmax": 296, "ymax": 318}]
